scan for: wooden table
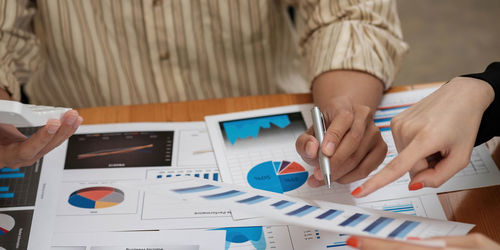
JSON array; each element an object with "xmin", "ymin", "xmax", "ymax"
[{"xmin": 77, "ymin": 83, "xmax": 500, "ymax": 242}]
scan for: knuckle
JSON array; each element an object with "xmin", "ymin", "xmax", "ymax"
[
  {"xmin": 358, "ymin": 105, "xmax": 372, "ymax": 118},
  {"xmin": 340, "ymin": 110, "xmax": 354, "ymax": 122},
  {"xmin": 349, "ymin": 129, "xmax": 363, "ymax": 143},
  {"xmin": 457, "ymin": 155, "xmax": 472, "ymax": 170},
  {"xmin": 325, "ymin": 129, "xmax": 343, "ymax": 143}
]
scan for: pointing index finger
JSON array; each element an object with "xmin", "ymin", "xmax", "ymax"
[{"xmin": 352, "ymin": 138, "xmax": 437, "ymax": 197}]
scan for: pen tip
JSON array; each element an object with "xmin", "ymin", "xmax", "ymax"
[{"xmin": 326, "ymin": 178, "xmax": 332, "ymax": 189}]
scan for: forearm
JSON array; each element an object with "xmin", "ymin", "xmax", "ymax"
[{"xmin": 312, "ymin": 70, "xmax": 384, "ymax": 111}]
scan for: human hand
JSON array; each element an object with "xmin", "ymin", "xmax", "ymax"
[
  {"xmin": 345, "ymin": 233, "xmax": 500, "ymax": 250},
  {"xmin": 0, "ymin": 110, "xmax": 82, "ymax": 169},
  {"xmin": 352, "ymin": 77, "xmax": 495, "ymax": 197},
  {"xmin": 296, "ymin": 96, "xmax": 387, "ymax": 186}
]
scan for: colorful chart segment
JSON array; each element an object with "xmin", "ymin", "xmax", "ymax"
[
  {"xmin": 0, "ymin": 214, "xmax": 15, "ymax": 235},
  {"xmin": 68, "ymin": 187, "xmax": 124, "ymax": 209},
  {"xmin": 247, "ymin": 161, "xmax": 308, "ymax": 193}
]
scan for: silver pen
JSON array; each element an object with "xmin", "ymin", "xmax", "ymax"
[{"xmin": 311, "ymin": 106, "xmax": 332, "ymax": 189}]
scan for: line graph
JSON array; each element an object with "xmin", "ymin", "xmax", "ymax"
[{"xmin": 77, "ymin": 144, "xmax": 153, "ymax": 159}]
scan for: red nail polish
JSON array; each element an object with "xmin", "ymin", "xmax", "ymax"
[
  {"xmin": 346, "ymin": 236, "xmax": 359, "ymax": 248},
  {"xmin": 351, "ymin": 186, "xmax": 362, "ymax": 196},
  {"xmin": 409, "ymin": 182, "xmax": 423, "ymax": 191}
]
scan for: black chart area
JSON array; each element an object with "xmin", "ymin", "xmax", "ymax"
[
  {"xmin": 0, "ymin": 160, "xmax": 42, "ymax": 208},
  {"xmin": 0, "ymin": 210, "xmax": 33, "ymax": 250},
  {"xmin": 65, "ymin": 131, "xmax": 174, "ymax": 169}
]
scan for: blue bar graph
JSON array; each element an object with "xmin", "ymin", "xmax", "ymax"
[
  {"xmin": 0, "ymin": 168, "xmax": 19, "ymax": 172},
  {"xmin": 0, "ymin": 186, "xmax": 9, "ymax": 192},
  {"xmin": 166, "ymin": 174, "xmax": 172, "ymax": 177},
  {"xmin": 0, "ymin": 193, "xmax": 14, "ymax": 198},
  {"xmin": 374, "ymin": 117, "xmax": 392, "ymax": 123},
  {"xmin": 286, "ymin": 205, "xmax": 318, "ymax": 217},
  {"xmin": 0, "ymin": 173, "xmax": 25, "ymax": 179},
  {"xmin": 194, "ymin": 174, "xmax": 200, "ymax": 178},
  {"xmin": 213, "ymin": 173, "xmax": 219, "ymax": 181},
  {"xmin": 388, "ymin": 221, "xmax": 420, "ymax": 239},
  {"xmin": 363, "ymin": 217, "xmax": 394, "ymax": 234},
  {"xmin": 203, "ymin": 173, "xmax": 209, "ymax": 179},
  {"xmin": 327, "ymin": 242, "xmax": 347, "ymax": 248},
  {"xmin": 383, "ymin": 204, "xmax": 416, "ymax": 215},
  {"xmin": 156, "ymin": 175, "xmax": 162, "ymax": 179},
  {"xmin": 173, "ymin": 184, "xmax": 219, "ymax": 194},
  {"xmin": 202, "ymin": 190, "xmax": 245, "ymax": 200},
  {"xmin": 237, "ymin": 195, "xmax": 269, "ymax": 204},
  {"xmin": 339, "ymin": 213, "xmax": 369, "ymax": 227},
  {"xmin": 316, "ymin": 209, "xmax": 343, "ymax": 220},
  {"xmin": 271, "ymin": 200, "xmax": 295, "ymax": 209},
  {"xmin": 379, "ymin": 127, "xmax": 391, "ymax": 132}
]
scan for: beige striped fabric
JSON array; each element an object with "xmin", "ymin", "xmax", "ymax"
[{"xmin": 0, "ymin": 0, "xmax": 408, "ymax": 108}]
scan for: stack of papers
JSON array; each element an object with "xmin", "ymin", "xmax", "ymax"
[{"xmin": 1, "ymin": 87, "xmax": 499, "ymax": 250}]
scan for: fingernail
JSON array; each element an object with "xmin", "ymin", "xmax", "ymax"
[
  {"xmin": 66, "ymin": 114, "xmax": 78, "ymax": 125},
  {"xmin": 346, "ymin": 236, "xmax": 359, "ymax": 248},
  {"xmin": 324, "ymin": 142, "xmax": 335, "ymax": 156},
  {"xmin": 47, "ymin": 122, "xmax": 61, "ymax": 134},
  {"xmin": 351, "ymin": 186, "xmax": 362, "ymax": 196},
  {"xmin": 305, "ymin": 141, "xmax": 315, "ymax": 158},
  {"xmin": 75, "ymin": 116, "xmax": 83, "ymax": 126},
  {"xmin": 409, "ymin": 182, "xmax": 424, "ymax": 191}
]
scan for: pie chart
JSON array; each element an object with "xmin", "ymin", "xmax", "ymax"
[
  {"xmin": 0, "ymin": 214, "xmax": 15, "ymax": 235},
  {"xmin": 68, "ymin": 187, "xmax": 124, "ymax": 209},
  {"xmin": 247, "ymin": 160, "xmax": 308, "ymax": 193}
]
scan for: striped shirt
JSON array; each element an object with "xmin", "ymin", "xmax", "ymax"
[{"xmin": 0, "ymin": 0, "xmax": 408, "ymax": 108}]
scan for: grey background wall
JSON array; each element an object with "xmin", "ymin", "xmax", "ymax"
[{"xmin": 394, "ymin": 0, "xmax": 500, "ymax": 86}]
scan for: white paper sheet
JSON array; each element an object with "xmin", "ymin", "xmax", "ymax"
[
  {"xmin": 0, "ymin": 128, "xmax": 65, "ymax": 250},
  {"xmin": 52, "ymin": 123, "xmax": 279, "ymax": 233},
  {"xmin": 51, "ymin": 229, "xmax": 225, "ymax": 250},
  {"xmin": 136, "ymin": 178, "xmax": 474, "ymax": 242},
  {"xmin": 204, "ymin": 88, "xmax": 500, "ymax": 207}
]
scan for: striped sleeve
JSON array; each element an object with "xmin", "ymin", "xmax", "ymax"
[
  {"xmin": 297, "ymin": 0, "xmax": 409, "ymax": 89},
  {"xmin": 0, "ymin": 0, "xmax": 40, "ymax": 100}
]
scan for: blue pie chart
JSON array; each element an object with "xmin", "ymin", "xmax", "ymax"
[{"xmin": 247, "ymin": 160, "xmax": 308, "ymax": 193}]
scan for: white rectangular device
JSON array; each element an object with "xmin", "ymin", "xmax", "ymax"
[{"xmin": 0, "ymin": 100, "xmax": 72, "ymax": 127}]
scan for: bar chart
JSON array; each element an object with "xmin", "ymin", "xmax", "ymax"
[
  {"xmin": 164, "ymin": 179, "xmax": 473, "ymax": 241},
  {"xmin": 147, "ymin": 168, "xmax": 221, "ymax": 182},
  {"xmin": 0, "ymin": 159, "xmax": 42, "ymax": 208}
]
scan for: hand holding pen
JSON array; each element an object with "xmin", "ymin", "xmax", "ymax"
[{"xmin": 295, "ymin": 97, "xmax": 387, "ymax": 188}]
